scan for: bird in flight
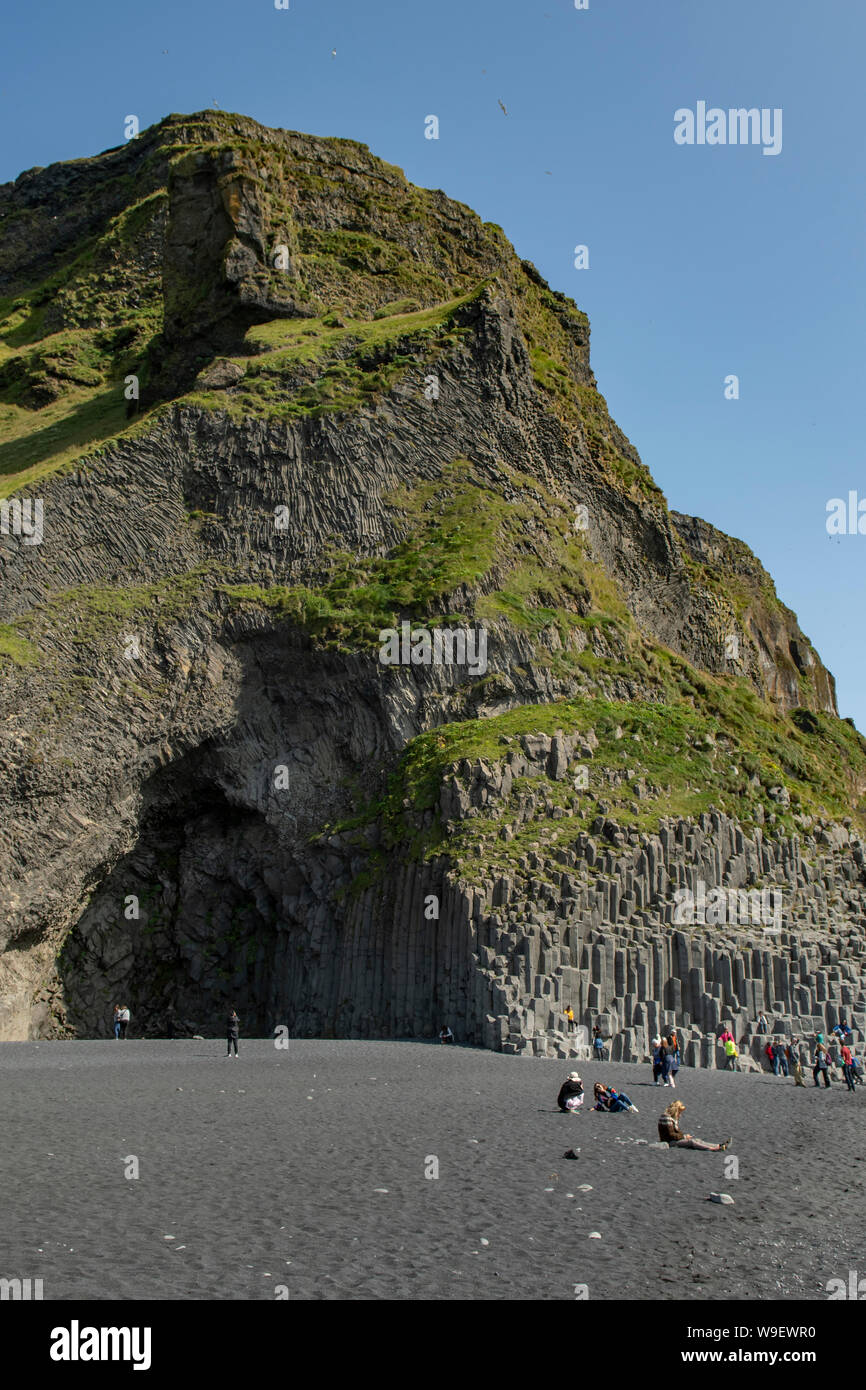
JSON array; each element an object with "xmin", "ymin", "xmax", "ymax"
[
  {"xmin": 331, "ymin": 48, "xmax": 337, "ymax": 58},
  {"xmin": 498, "ymin": 99, "xmax": 508, "ymax": 116}
]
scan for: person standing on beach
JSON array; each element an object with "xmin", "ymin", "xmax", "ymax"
[
  {"xmin": 592, "ymin": 1024, "xmax": 605, "ymax": 1061},
  {"xmin": 112, "ymin": 1005, "xmax": 122, "ymax": 1040},
  {"xmin": 841, "ymin": 1043, "xmax": 857, "ymax": 1093},
  {"xmin": 658, "ymin": 1101, "xmax": 731, "ymax": 1151},
  {"xmin": 661, "ymin": 1038, "xmax": 676, "ymax": 1088},
  {"xmin": 789, "ymin": 1038, "xmax": 806, "ymax": 1086},
  {"xmin": 118, "ymin": 1006, "xmax": 130, "ymax": 1039},
  {"xmin": 226, "ymin": 1009, "xmax": 240, "ymax": 1057},
  {"xmin": 651, "ymin": 1037, "xmax": 663, "ymax": 1084},
  {"xmin": 813, "ymin": 1035, "xmax": 831, "ymax": 1087},
  {"xmin": 723, "ymin": 1037, "xmax": 739, "ymax": 1071},
  {"xmin": 668, "ymin": 1030, "xmax": 680, "ymax": 1088}
]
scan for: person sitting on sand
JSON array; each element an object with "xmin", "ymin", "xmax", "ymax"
[
  {"xmin": 557, "ymin": 1072, "xmax": 584, "ymax": 1111},
  {"xmin": 658, "ymin": 1101, "xmax": 731, "ymax": 1151},
  {"xmin": 590, "ymin": 1082, "xmax": 637, "ymax": 1113},
  {"xmin": 591, "ymin": 1082, "xmax": 612, "ymax": 1110},
  {"xmin": 439, "ymin": 1025, "xmax": 455, "ymax": 1045}
]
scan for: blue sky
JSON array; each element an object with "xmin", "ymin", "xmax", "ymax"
[{"xmin": 2, "ymin": 0, "xmax": 864, "ymax": 726}]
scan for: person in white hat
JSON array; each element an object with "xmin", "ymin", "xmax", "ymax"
[{"xmin": 557, "ymin": 1071, "xmax": 584, "ymax": 1112}]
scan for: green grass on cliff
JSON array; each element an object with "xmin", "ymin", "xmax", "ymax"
[
  {"xmin": 223, "ymin": 458, "xmax": 631, "ymax": 652},
  {"xmin": 0, "ymin": 624, "xmax": 39, "ymax": 667},
  {"xmin": 0, "ymin": 568, "xmax": 213, "ymax": 673},
  {"xmin": 0, "ymin": 113, "xmax": 663, "ymax": 512},
  {"xmin": 0, "ymin": 187, "xmax": 166, "ymax": 498},
  {"xmin": 326, "ymin": 687, "xmax": 866, "ymax": 877},
  {"xmin": 184, "ymin": 289, "xmax": 478, "ymax": 422}
]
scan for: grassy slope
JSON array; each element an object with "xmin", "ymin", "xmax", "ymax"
[
  {"xmin": 2, "ymin": 115, "xmax": 861, "ymax": 858},
  {"xmin": 326, "ymin": 688, "xmax": 866, "ymax": 882}
]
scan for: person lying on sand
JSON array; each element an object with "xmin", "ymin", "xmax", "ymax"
[
  {"xmin": 590, "ymin": 1082, "xmax": 638, "ymax": 1113},
  {"xmin": 557, "ymin": 1072, "xmax": 584, "ymax": 1111},
  {"xmin": 607, "ymin": 1086, "xmax": 638, "ymax": 1113},
  {"xmin": 658, "ymin": 1100, "xmax": 730, "ymax": 1151}
]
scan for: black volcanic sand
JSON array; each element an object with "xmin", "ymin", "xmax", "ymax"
[{"xmin": 1, "ymin": 1039, "xmax": 863, "ymax": 1301}]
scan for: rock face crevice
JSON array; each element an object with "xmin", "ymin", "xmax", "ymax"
[{"xmin": 0, "ymin": 111, "xmax": 861, "ymax": 1046}]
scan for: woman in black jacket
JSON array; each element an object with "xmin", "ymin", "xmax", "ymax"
[{"xmin": 557, "ymin": 1072, "xmax": 584, "ymax": 1111}]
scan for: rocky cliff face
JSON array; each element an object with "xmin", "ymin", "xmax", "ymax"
[{"xmin": 1, "ymin": 112, "xmax": 863, "ymax": 1049}]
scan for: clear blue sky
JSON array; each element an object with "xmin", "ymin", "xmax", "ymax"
[{"xmin": 2, "ymin": 0, "xmax": 864, "ymax": 727}]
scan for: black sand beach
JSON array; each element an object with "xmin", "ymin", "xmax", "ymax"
[{"xmin": 2, "ymin": 1039, "xmax": 863, "ymax": 1301}]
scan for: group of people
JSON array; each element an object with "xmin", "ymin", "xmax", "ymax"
[
  {"xmin": 112, "ymin": 1005, "xmax": 130, "ymax": 1039},
  {"xmin": 556, "ymin": 1073, "xmax": 638, "ymax": 1113},
  {"xmin": 651, "ymin": 1030, "xmax": 681, "ymax": 1087},
  {"xmin": 806, "ymin": 1032, "xmax": 861, "ymax": 1091},
  {"xmin": 562, "ymin": 1008, "xmax": 606, "ymax": 1061},
  {"xmin": 556, "ymin": 1071, "xmax": 729, "ymax": 1151},
  {"xmin": 725, "ymin": 1017, "xmax": 862, "ymax": 1092}
]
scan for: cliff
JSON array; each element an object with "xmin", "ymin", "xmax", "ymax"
[{"xmin": 1, "ymin": 111, "xmax": 863, "ymax": 1049}]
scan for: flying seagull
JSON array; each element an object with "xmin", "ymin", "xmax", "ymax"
[
  {"xmin": 498, "ymin": 99, "xmax": 508, "ymax": 116},
  {"xmin": 331, "ymin": 48, "xmax": 337, "ymax": 58}
]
